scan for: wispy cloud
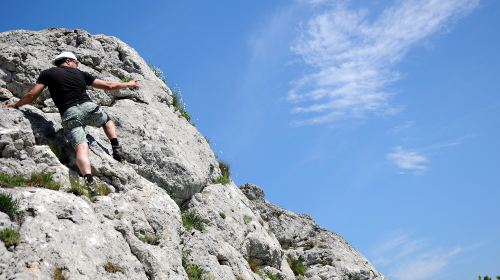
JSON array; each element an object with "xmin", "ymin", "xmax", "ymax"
[
  {"xmin": 289, "ymin": 0, "xmax": 479, "ymax": 125},
  {"xmin": 372, "ymin": 231, "xmax": 464, "ymax": 280},
  {"xmin": 387, "ymin": 146, "xmax": 428, "ymax": 174}
]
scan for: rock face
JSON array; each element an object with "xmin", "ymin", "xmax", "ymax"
[{"xmin": 0, "ymin": 29, "xmax": 385, "ymax": 280}]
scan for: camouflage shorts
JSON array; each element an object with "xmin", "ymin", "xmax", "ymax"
[{"xmin": 61, "ymin": 102, "xmax": 109, "ymax": 148}]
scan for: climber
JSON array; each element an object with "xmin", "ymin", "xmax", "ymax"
[{"xmin": 3, "ymin": 51, "xmax": 139, "ymax": 192}]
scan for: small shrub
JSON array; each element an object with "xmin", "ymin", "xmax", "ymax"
[
  {"xmin": 243, "ymin": 215, "xmax": 252, "ymax": 224},
  {"xmin": 53, "ymin": 267, "xmax": 66, "ymax": 280},
  {"xmin": 27, "ymin": 173, "xmax": 61, "ymax": 190},
  {"xmin": 302, "ymin": 240, "xmax": 314, "ymax": 250},
  {"xmin": 120, "ymin": 76, "xmax": 133, "ymax": 82},
  {"xmin": 218, "ymin": 161, "xmax": 230, "ymax": 178},
  {"xmin": 219, "ymin": 212, "xmax": 226, "ymax": 219},
  {"xmin": 182, "ymin": 252, "xmax": 209, "ymax": 280},
  {"xmin": 267, "ymin": 228, "xmax": 273, "ymax": 236},
  {"xmin": 214, "ymin": 161, "xmax": 231, "ymax": 185},
  {"xmin": 0, "ymin": 172, "xmax": 26, "ymax": 188},
  {"xmin": 236, "ymin": 277, "xmax": 244, "ymax": 280},
  {"xmin": 139, "ymin": 233, "xmax": 160, "ymax": 245},
  {"xmin": 0, "ymin": 227, "xmax": 20, "ymax": 248},
  {"xmin": 214, "ymin": 175, "xmax": 230, "ymax": 185},
  {"xmin": 95, "ymin": 183, "xmax": 111, "ymax": 196},
  {"xmin": 287, "ymin": 255, "xmax": 306, "ymax": 276},
  {"xmin": 320, "ymin": 259, "xmax": 329, "ymax": 266},
  {"xmin": 182, "ymin": 211, "xmax": 205, "ymax": 232},
  {"xmin": 103, "ymin": 261, "xmax": 124, "ymax": 273},
  {"xmin": 267, "ymin": 272, "xmax": 280, "ymax": 280},
  {"xmin": 0, "ymin": 192, "xmax": 20, "ymax": 220},
  {"xmin": 66, "ymin": 177, "xmax": 98, "ymax": 202}
]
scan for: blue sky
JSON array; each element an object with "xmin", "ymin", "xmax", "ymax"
[{"xmin": 2, "ymin": 0, "xmax": 499, "ymax": 279}]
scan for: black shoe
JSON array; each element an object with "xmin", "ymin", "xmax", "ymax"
[
  {"xmin": 112, "ymin": 146, "xmax": 124, "ymax": 162},
  {"xmin": 84, "ymin": 178, "xmax": 98, "ymax": 197}
]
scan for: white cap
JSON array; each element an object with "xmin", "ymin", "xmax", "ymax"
[{"xmin": 52, "ymin": 51, "xmax": 78, "ymax": 65}]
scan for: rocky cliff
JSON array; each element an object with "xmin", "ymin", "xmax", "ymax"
[{"xmin": 0, "ymin": 28, "xmax": 385, "ymax": 280}]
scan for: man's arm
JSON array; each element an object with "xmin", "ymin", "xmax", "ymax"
[
  {"xmin": 91, "ymin": 79, "xmax": 139, "ymax": 91},
  {"xmin": 4, "ymin": 83, "xmax": 45, "ymax": 109}
]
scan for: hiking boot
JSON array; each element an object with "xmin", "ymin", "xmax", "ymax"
[
  {"xmin": 112, "ymin": 145, "xmax": 124, "ymax": 162},
  {"xmin": 84, "ymin": 177, "xmax": 98, "ymax": 197}
]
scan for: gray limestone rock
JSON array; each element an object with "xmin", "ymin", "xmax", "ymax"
[
  {"xmin": 240, "ymin": 184, "xmax": 386, "ymax": 280},
  {"xmin": 0, "ymin": 28, "xmax": 385, "ymax": 280}
]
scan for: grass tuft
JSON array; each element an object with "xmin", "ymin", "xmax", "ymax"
[
  {"xmin": 66, "ymin": 177, "xmax": 96, "ymax": 202},
  {"xmin": 182, "ymin": 211, "xmax": 205, "ymax": 232},
  {"xmin": 0, "ymin": 192, "xmax": 20, "ymax": 220},
  {"xmin": 214, "ymin": 161, "xmax": 231, "ymax": 185},
  {"xmin": 120, "ymin": 76, "xmax": 133, "ymax": 82},
  {"xmin": 243, "ymin": 215, "xmax": 252, "ymax": 224},
  {"xmin": 219, "ymin": 212, "xmax": 226, "ymax": 219},
  {"xmin": 0, "ymin": 172, "xmax": 26, "ymax": 188},
  {"xmin": 182, "ymin": 251, "xmax": 210, "ymax": 280},
  {"xmin": 267, "ymin": 272, "xmax": 280, "ymax": 280},
  {"xmin": 139, "ymin": 233, "xmax": 160, "ymax": 245},
  {"xmin": 287, "ymin": 255, "xmax": 307, "ymax": 276},
  {"xmin": 27, "ymin": 173, "xmax": 61, "ymax": 190},
  {"xmin": 53, "ymin": 267, "xmax": 67, "ymax": 280},
  {"xmin": 95, "ymin": 183, "xmax": 111, "ymax": 196},
  {"xmin": 0, "ymin": 227, "xmax": 20, "ymax": 248},
  {"xmin": 103, "ymin": 261, "xmax": 124, "ymax": 274}
]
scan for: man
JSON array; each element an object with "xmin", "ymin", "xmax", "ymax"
[{"xmin": 4, "ymin": 51, "xmax": 139, "ymax": 192}]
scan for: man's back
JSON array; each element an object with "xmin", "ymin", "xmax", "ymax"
[{"xmin": 37, "ymin": 67, "xmax": 95, "ymax": 114}]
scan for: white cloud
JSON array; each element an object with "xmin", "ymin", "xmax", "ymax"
[
  {"xmin": 387, "ymin": 146, "xmax": 428, "ymax": 173},
  {"xmin": 289, "ymin": 0, "xmax": 479, "ymax": 125},
  {"xmin": 372, "ymin": 231, "xmax": 463, "ymax": 280}
]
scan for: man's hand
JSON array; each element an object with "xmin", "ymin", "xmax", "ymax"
[
  {"xmin": 127, "ymin": 80, "xmax": 139, "ymax": 90},
  {"xmin": 92, "ymin": 79, "xmax": 140, "ymax": 91}
]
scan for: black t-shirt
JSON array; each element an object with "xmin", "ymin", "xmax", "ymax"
[{"xmin": 36, "ymin": 67, "xmax": 96, "ymax": 115}]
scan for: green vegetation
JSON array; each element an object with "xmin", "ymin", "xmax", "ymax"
[
  {"xmin": 267, "ymin": 272, "xmax": 280, "ymax": 280},
  {"xmin": 0, "ymin": 192, "xmax": 20, "ymax": 220},
  {"xmin": 243, "ymin": 215, "xmax": 252, "ymax": 224},
  {"xmin": 120, "ymin": 76, "xmax": 133, "ymax": 82},
  {"xmin": 0, "ymin": 227, "xmax": 20, "ymax": 248},
  {"xmin": 267, "ymin": 228, "xmax": 273, "ymax": 236},
  {"xmin": 182, "ymin": 211, "xmax": 205, "ymax": 232},
  {"xmin": 0, "ymin": 172, "xmax": 26, "ymax": 188},
  {"xmin": 219, "ymin": 212, "xmax": 226, "ymax": 219},
  {"xmin": 53, "ymin": 267, "xmax": 66, "ymax": 280},
  {"xmin": 478, "ymin": 276, "xmax": 500, "ymax": 280},
  {"xmin": 138, "ymin": 233, "xmax": 160, "ymax": 245},
  {"xmin": 0, "ymin": 172, "xmax": 61, "ymax": 190},
  {"xmin": 103, "ymin": 261, "xmax": 124, "ymax": 273},
  {"xmin": 182, "ymin": 251, "xmax": 210, "ymax": 280},
  {"xmin": 66, "ymin": 177, "xmax": 96, "ymax": 202},
  {"xmin": 27, "ymin": 173, "xmax": 61, "ymax": 190},
  {"xmin": 214, "ymin": 161, "xmax": 231, "ymax": 185},
  {"xmin": 149, "ymin": 64, "xmax": 193, "ymax": 123},
  {"xmin": 95, "ymin": 182, "xmax": 111, "ymax": 196},
  {"xmin": 66, "ymin": 177, "xmax": 109, "ymax": 201},
  {"xmin": 302, "ymin": 240, "xmax": 315, "ymax": 250},
  {"xmin": 287, "ymin": 255, "xmax": 307, "ymax": 276},
  {"xmin": 320, "ymin": 259, "xmax": 329, "ymax": 266},
  {"xmin": 236, "ymin": 277, "xmax": 244, "ymax": 280}
]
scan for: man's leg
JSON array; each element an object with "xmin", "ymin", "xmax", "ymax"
[
  {"xmin": 103, "ymin": 119, "xmax": 124, "ymax": 161},
  {"xmin": 74, "ymin": 142, "xmax": 93, "ymax": 181},
  {"xmin": 103, "ymin": 119, "xmax": 117, "ymax": 139}
]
